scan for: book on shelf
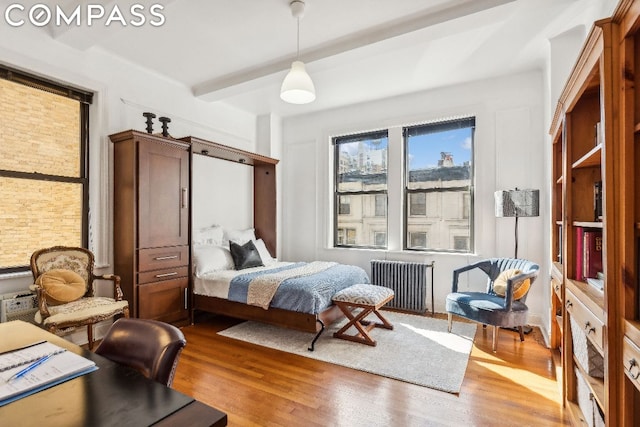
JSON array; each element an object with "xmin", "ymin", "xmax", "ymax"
[
  {"xmin": 575, "ymin": 227, "xmax": 585, "ymax": 281},
  {"xmin": 575, "ymin": 227, "xmax": 603, "ymax": 282},
  {"xmin": 557, "ymin": 224, "xmax": 563, "ymax": 264},
  {"xmin": 583, "ymin": 229, "xmax": 603, "ymax": 280},
  {"xmin": 594, "ymin": 180, "xmax": 603, "ymax": 221}
]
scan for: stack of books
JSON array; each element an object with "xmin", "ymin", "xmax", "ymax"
[{"xmin": 576, "ymin": 227, "xmax": 603, "ymax": 284}]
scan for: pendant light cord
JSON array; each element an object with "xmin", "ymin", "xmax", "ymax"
[{"xmin": 296, "ymin": 17, "xmax": 300, "ymax": 60}]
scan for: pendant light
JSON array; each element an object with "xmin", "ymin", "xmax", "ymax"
[{"xmin": 280, "ymin": 0, "xmax": 316, "ymax": 104}]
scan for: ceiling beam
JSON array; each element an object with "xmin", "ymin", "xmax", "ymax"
[{"xmin": 193, "ymin": 0, "xmax": 516, "ymax": 102}]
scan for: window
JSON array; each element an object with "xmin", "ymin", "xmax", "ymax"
[
  {"xmin": 334, "ymin": 130, "xmax": 388, "ymax": 248},
  {"xmin": 463, "ymin": 193, "xmax": 470, "ymax": 219},
  {"xmin": 409, "ymin": 192, "xmax": 426, "ymax": 216},
  {"xmin": 337, "ymin": 228, "xmax": 357, "ymax": 245},
  {"xmin": 454, "ymin": 236, "xmax": 469, "ymax": 251},
  {"xmin": 405, "ymin": 118, "xmax": 474, "ymax": 252},
  {"xmin": 338, "ymin": 195, "xmax": 351, "ymax": 215},
  {"xmin": 375, "ymin": 194, "xmax": 386, "ymax": 217},
  {"xmin": 0, "ymin": 67, "xmax": 92, "ymax": 272},
  {"xmin": 409, "ymin": 232, "xmax": 427, "ymax": 249},
  {"xmin": 332, "ymin": 117, "xmax": 474, "ymax": 253}
]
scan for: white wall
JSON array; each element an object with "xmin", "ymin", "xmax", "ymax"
[
  {"xmin": 281, "ymin": 70, "xmax": 549, "ymax": 327},
  {"xmin": 0, "ymin": 24, "xmax": 256, "ymax": 342},
  {"xmin": 192, "ymin": 154, "xmax": 254, "ymax": 233}
]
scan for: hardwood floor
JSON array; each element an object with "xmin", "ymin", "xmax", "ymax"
[{"xmin": 172, "ymin": 313, "xmax": 569, "ymax": 426}]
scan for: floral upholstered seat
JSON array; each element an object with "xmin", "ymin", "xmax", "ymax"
[{"xmin": 30, "ymin": 246, "xmax": 130, "ymax": 349}]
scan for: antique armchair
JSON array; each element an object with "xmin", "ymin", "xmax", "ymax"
[
  {"xmin": 95, "ymin": 318, "xmax": 186, "ymax": 387},
  {"xmin": 445, "ymin": 258, "xmax": 539, "ymax": 352},
  {"xmin": 30, "ymin": 246, "xmax": 130, "ymax": 349}
]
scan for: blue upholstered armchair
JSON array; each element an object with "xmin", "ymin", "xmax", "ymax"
[{"xmin": 445, "ymin": 258, "xmax": 539, "ymax": 352}]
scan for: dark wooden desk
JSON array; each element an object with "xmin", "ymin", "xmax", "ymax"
[{"xmin": 0, "ymin": 321, "xmax": 227, "ymax": 427}]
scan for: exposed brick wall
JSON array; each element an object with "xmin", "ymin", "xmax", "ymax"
[{"xmin": 0, "ymin": 79, "xmax": 82, "ymax": 269}]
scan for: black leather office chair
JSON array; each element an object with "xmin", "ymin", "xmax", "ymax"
[{"xmin": 95, "ymin": 318, "xmax": 186, "ymax": 387}]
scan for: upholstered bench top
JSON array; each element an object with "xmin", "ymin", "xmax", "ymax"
[{"xmin": 333, "ymin": 284, "xmax": 394, "ymax": 305}]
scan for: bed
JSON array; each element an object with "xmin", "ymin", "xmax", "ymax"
[{"xmin": 191, "ymin": 227, "xmax": 370, "ymax": 350}]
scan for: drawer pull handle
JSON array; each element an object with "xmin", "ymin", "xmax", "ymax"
[
  {"xmin": 627, "ymin": 359, "xmax": 640, "ymax": 380},
  {"xmin": 554, "ymin": 285, "xmax": 560, "ymax": 292},
  {"xmin": 155, "ymin": 272, "xmax": 178, "ymax": 278},
  {"xmin": 182, "ymin": 188, "xmax": 188, "ymax": 208},
  {"xmin": 584, "ymin": 321, "xmax": 596, "ymax": 334},
  {"xmin": 184, "ymin": 288, "xmax": 188, "ymax": 310},
  {"xmin": 154, "ymin": 255, "xmax": 179, "ymax": 261},
  {"xmin": 566, "ymin": 301, "xmax": 573, "ymax": 309}
]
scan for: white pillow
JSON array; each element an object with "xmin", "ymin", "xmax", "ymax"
[
  {"xmin": 193, "ymin": 225, "xmax": 224, "ymax": 247},
  {"xmin": 193, "ymin": 245, "xmax": 234, "ymax": 276},
  {"xmin": 224, "ymin": 228, "xmax": 256, "ymax": 245},
  {"xmin": 254, "ymin": 239, "xmax": 275, "ymax": 265}
]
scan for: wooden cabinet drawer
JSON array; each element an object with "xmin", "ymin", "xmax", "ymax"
[
  {"xmin": 139, "ymin": 266, "xmax": 189, "ymax": 284},
  {"xmin": 138, "ymin": 246, "xmax": 189, "ymax": 272},
  {"xmin": 138, "ymin": 278, "xmax": 188, "ymax": 323},
  {"xmin": 566, "ymin": 289, "xmax": 604, "ymax": 352},
  {"xmin": 623, "ymin": 336, "xmax": 640, "ymax": 392}
]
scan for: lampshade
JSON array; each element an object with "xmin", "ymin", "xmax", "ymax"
[
  {"xmin": 494, "ymin": 189, "xmax": 540, "ymax": 218},
  {"xmin": 280, "ymin": 61, "xmax": 316, "ymax": 104}
]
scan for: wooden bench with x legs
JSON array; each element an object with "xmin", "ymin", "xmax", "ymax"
[{"xmin": 331, "ymin": 284, "xmax": 394, "ymax": 346}]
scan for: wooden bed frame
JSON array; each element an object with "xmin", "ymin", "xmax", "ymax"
[
  {"xmin": 185, "ymin": 136, "xmax": 348, "ymax": 350},
  {"xmin": 193, "ymin": 294, "xmax": 346, "ymax": 350}
]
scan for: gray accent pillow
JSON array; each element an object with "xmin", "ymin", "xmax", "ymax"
[{"xmin": 229, "ymin": 240, "xmax": 264, "ymax": 270}]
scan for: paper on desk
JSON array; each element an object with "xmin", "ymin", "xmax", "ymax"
[
  {"xmin": 0, "ymin": 341, "xmax": 64, "ymax": 372},
  {"xmin": 0, "ymin": 342, "xmax": 97, "ymax": 406}
]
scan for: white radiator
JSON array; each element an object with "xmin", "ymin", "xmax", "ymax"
[
  {"xmin": 0, "ymin": 293, "xmax": 38, "ymax": 324},
  {"xmin": 370, "ymin": 260, "xmax": 434, "ymax": 314}
]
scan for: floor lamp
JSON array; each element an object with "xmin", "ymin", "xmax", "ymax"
[
  {"xmin": 494, "ymin": 188, "xmax": 540, "ymax": 259},
  {"xmin": 494, "ymin": 188, "xmax": 539, "ymax": 335}
]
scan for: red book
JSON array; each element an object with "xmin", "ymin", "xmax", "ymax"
[
  {"xmin": 575, "ymin": 227, "xmax": 585, "ymax": 281},
  {"xmin": 583, "ymin": 230, "xmax": 603, "ymax": 280}
]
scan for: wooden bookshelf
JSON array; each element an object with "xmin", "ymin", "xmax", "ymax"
[
  {"xmin": 549, "ymin": 14, "xmax": 616, "ymax": 426},
  {"xmin": 616, "ymin": 0, "xmax": 640, "ymax": 424},
  {"xmin": 572, "ymin": 221, "xmax": 603, "ymax": 228},
  {"xmin": 571, "ymin": 143, "xmax": 602, "ymax": 169},
  {"xmin": 550, "ymin": 2, "xmax": 640, "ymax": 424}
]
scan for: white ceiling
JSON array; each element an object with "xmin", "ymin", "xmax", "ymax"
[{"xmin": 45, "ymin": 0, "xmax": 610, "ymax": 117}]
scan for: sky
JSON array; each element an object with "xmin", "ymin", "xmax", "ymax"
[
  {"xmin": 339, "ymin": 127, "xmax": 473, "ymax": 170},
  {"xmin": 407, "ymin": 127, "xmax": 472, "ymax": 170}
]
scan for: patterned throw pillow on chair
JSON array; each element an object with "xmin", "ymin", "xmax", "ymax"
[
  {"xmin": 493, "ymin": 269, "xmax": 530, "ymax": 300},
  {"xmin": 36, "ymin": 269, "xmax": 86, "ymax": 305}
]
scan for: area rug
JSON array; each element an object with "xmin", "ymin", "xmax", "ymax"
[{"xmin": 218, "ymin": 311, "xmax": 477, "ymax": 394}]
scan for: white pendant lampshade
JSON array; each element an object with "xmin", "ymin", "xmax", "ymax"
[
  {"xmin": 280, "ymin": 0, "xmax": 315, "ymax": 105},
  {"xmin": 280, "ymin": 60, "xmax": 316, "ymax": 104}
]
